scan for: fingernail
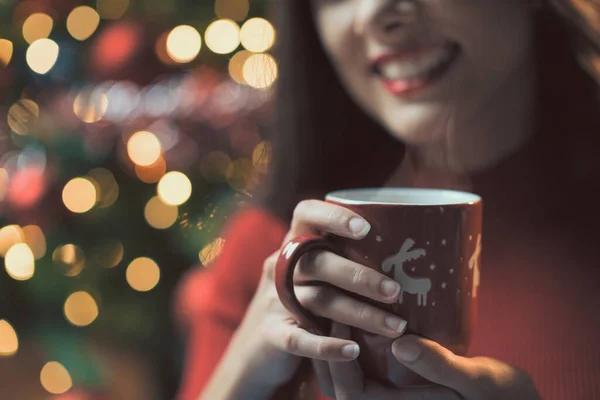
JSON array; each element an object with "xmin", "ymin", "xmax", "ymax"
[
  {"xmin": 393, "ymin": 340, "xmax": 421, "ymax": 362},
  {"xmin": 341, "ymin": 344, "xmax": 360, "ymax": 359},
  {"xmin": 385, "ymin": 316, "xmax": 407, "ymax": 333},
  {"xmin": 381, "ymin": 280, "xmax": 400, "ymax": 298},
  {"xmin": 349, "ymin": 218, "xmax": 371, "ymax": 237}
]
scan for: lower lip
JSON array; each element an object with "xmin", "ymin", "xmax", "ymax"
[{"xmin": 378, "ymin": 46, "xmax": 460, "ymax": 96}]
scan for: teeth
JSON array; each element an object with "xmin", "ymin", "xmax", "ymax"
[{"xmin": 379, "ymin": 46, "xmax": 453, "ymax": 81}]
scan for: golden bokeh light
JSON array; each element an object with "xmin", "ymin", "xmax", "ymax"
[
  {"xmin": 226, "ymin": 158, "xmax": 259, "ymax": 191},
  {"xmin": 96, "ymin": 0, "xmax": 130, "ymax": 20},
  {"xmin": 73, "ymin": 91, "xmax": 108, "ymax": 123},
  {"xmin": 0, "ymin": 225, "xmax": 25, "ymax": 257},
  {"xmin": 5, "ymin": 243, "xmax": 35, "ymax": 281},
  {"xmin": 127, "ymin": 131, "xmax": 162, "ymax": 166},
  {"xmin": 67, "ymin": 6, "xmax": 101, "ymax": 41},
  {"xmin": 53, "ymin": 244, "xmax": 85, "ymax": 277},
  {"xmin": 26, "ymin": 38, "xmax": 59, "ymax": 75},
  {"xmin": 8, "ymin": 99, "xmax": 40, "ymax": 136},
  {"xmin": 205, "ymin": 19, "xmax": 240, "ymax": 55},
  {"xmin": 199, "ymin": 237, "xmax": 226, "ymax": 266},
  {"xmin": 40, "ymin": 362, "xmax": 73, "ymax": 395},
  {"xmin": 22, "ymin": 225, "xmax": 47, "ymax": 260},
  {"xmin": 64, "ymin": 291, "xmax": 99, "ymax": 327},
  {"xmin": 126, "ymin": 257, "xmax": 160, "ymax": 292},
  {"xmin": 144, "ymin": 196, "xmax": 178, "ymax": 229},
  {"xmin": 199, "ymin": 151, "xmax": 232, "ymax": 181},
  {"xmin": 243, "ymin": 53, "xmax": 278, "ymax": 89},
  {"xmin": 87, "ymin": 168, "xmax": 119, "ymax": 208},
  {"xmin": 135, "ymin": 156, "xmax": 167, "ymax": 183},
  {"xmin": 215, "ymin": 0, "xmax": 249, "ymax": 22},
  {"xmin": 0, "ymin": 39, "xmax": 14, "ymax": 67},
  {"xmin": 22, "ymin": 13, "xmax": 53, "ymax": 45},
  {"xmin": 154, "ymin": 31, "xmax": 177, "ymax": 66},
  {"xmin": 0, "ymin": 320, "xmax": 18, "ymax": 357},
  {"xmin": 252, "ymin": 141, "xmax": 272, "ymax": 174},
  {"xmin": 62, "ymin": 177, "xmax": 97, "ymax": 213},
  {"xmin": 0, "ymin": 168, "xmax": 8, "ymax": 202},
  {"xmin": 157, "ymin": 171, "xmax": 192, "ymax": 206},
  {"xmin": 166, "ymin": 25, "xmax": 202, "ymax": 63},
  {"xmin": 240, "ymin": 18, "xmax": 276, "ymax": 53},
  {"xmin": 95, "ymin": 241, "xmax": 123, "ymax": 268},
  {"xmin": 228, "ymin": 50, "xmax": 252, "ymax": 84}
]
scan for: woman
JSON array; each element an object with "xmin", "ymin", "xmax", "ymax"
[{"xmin": 176, "ymin": 0, "xmax": 600, "ymax": 399}]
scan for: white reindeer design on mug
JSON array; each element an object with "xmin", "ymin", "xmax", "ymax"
[{"xmin": 382, "ymin": 238, "xmax": 431, "ymax": 306}]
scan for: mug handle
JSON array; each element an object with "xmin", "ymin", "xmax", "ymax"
[{"xmin": 275, "ymin": 234, "xmax": 339, "ymax": 336}]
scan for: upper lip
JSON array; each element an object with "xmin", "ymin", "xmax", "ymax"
[{"xmin": 369, "ymin": 42, "xmax": 453, "ymax": 72}]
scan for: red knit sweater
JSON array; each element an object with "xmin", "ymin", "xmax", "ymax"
[{"xmin": 174, "ymin": 205, "xmax": 600, "ymax": 400}]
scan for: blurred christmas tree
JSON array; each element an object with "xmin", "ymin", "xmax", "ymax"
[{"xmin": 0, "ymin": 0, "xmax": 275, "ymax": 398}]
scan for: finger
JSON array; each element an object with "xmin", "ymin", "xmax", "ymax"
[
  {"xmin": 312, "ymin": 359, "xmax": 335, "ymax": 399},
  {"xmin": 392, "ymin": 335, "xmax": 477, "ymax": 394},
  {"xmin": 291, "ymin": 199, "xmax": 371, "ymax": 239},
  {"xmin": 295, "ymin": 250, "xmax": 401, "ymax": 303},
  {"xmin": 329, "ymin": 322, "xmax": 364, "ymax": 400},
  {"xmin": 267, "ymin": 319, "xmax": 360, "ymax": 362},
  {"xmin": 296, "ymin": 286, "xmax": 407, "ymax": 338}
]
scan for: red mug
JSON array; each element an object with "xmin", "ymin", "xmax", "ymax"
[{"xmin": 275, "ymin": 187, "xmax": 482, "ymax": 387}]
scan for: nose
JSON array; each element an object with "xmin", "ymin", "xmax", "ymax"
[{"xmin": 353, "ymin": 0, "xmax": 420, "ymax": 43}]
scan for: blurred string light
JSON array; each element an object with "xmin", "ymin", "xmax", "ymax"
[
  {"xmin": 199, "ymin": 237, "xmax": 225, "ymax": 265},
  {"xmin": 135, "ymin": 157, "xmax": 167, "ymax": 183},
  {"xmin": 0, "ymin": 168, "xmax": 8, "ymax": 202},
  {"xmin": 215, "ymin": 0, "xmax": 249, "ymax": 22},
  {"xmin": 40, "ymin": 362, "xmax": 73, "ymax": 395},
  {"xmin": 226, "ymin": 158, "xmax": 258, "ymax": 191},
  {"xmin": 0, "ymin": 225, "xmax": 24, "ymax": 256},
  {"xmin": 67, "ymin": 6, "xmax": 101, "ymax": 41},
  {"xmin": 127, "ymin": 131, "xmax": 162, "ymax": 166},
  {"xmin": 96, "ymin": 0, "xmax": 130, "ymax": 20},
  {"xmin": 200, "ymin": 151, "xmax": 232, "ymax": 182},
  {"xmin": 87, "ymin": 168, "xmax": 119, "ymax": 208},
  {"xmin": 64, "ymin": 291, "xmax": 98, "ymax": 327},
  {"xmin": 22, "ymin": 225, "xmax": 47, "ymax": 260},
  {"xmin": 22, "ymin": 13, "xmax": 53, "ymax": 45},
  {"xmin": 157, "ymin": 171, "xmax": 192, "ymax": 206},
  {"xmin": 205, "ymin": 19, "xmax": 240, "ymax": 55},
  {"xmin": 126, "ymin": 257, "xmax": 160, "ymax": 292},
  {"xmin": 243, "ymin": 53, "xmax": 278, "ymax": 89},
  {"xmin": 7, "ymin": 99, "xmax": 39, "ymax": 136},
  {"xmin": 166, "ymin": 25, "xmax": 202, "ymax": 63},
  {"xmin": 73, "ymin": 90, "xmax": 109, "ymax": 123},
  {"xmin": 144, "ymin": 196, "xmax": 178, "ymax": 229},
  {"xmin": 26, "ymin": 38, "xmax": 59, "ymax": 75},
  {"xmin": 97, "ymin": 241, "xmax": 124, "ymax": 268},
  {"xmin": 62, "ymin": 177, "xmax": 97, "ymax": 213},
  {"xmin": 0, "ymin": 320, "xmax": 18, "ymax": 357},
  {"xmin": 5, "ymin": 243, "xmax": 35, "ymax": 281},
  {"xmin": 228, "ymin": 50, "xmax": 252, "ymax": 84},
  {"xmin": 53, "ymin": 244, "xmax": 85, "ymax": 277},
  {"xmin": 0, "ymin": 39, "xmax": 13, "ymax": 66},
  {"xmin": 252, "ymin": 141, "xmax": 272, "ymax": 174},
  {"xmin": 240, "ymin": 18, "xmax": 276, "ymax": 53}
]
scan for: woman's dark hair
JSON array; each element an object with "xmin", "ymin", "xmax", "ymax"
[{"xmin": 253, "ymin": 0, "xmax": 600, "ymax": 224}]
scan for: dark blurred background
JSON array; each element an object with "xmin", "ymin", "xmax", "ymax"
[{"xmin": 0, "ymin": 0, "xmax": 275, "ymax": 399}]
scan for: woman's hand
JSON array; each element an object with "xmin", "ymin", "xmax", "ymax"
[
  {"xmin": 316, "ymin": 322, "xmax": 541, "ymax": 400},
  {"xmin": 202, "ymin": 200, "xmax": 407, "ymax": 399}
]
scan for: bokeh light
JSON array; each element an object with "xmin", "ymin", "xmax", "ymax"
[
  {"xmin": 166, "ymin": 25, "xmax": 201, "ymax": 63},
  {"xmin": 199, "ymin": 237, "xmax": 225, "ymax": 265},
  {"xmin": 64, "ymin": 291, "xmax": 99, "ymax": 327},
  {"xmin": 53, "ymin": 244, "xmax": 85, "ymax": 277},
  {"xmin": 252, "ymin": 141, "xmax": 272, "ymax": 174},
  {"xmin": 145, "ymin": 196, "xmax": 178, "ymax": 229},
  {"xmin": 135, "ymin": 156, "xmax": 167, "ymax": 183},
  {"xmin": 22, "ymin": 13, "xmax": 53, "ymax": 45},
  {"xmin": 226, "ymin": 158, "xmax": 258, "ymax": 191},
  {"xmin": 26, "ymin": 38, "xmax": 59, "ymax": 75},
  {"xmin": 73, "ymin": 91, "xmax": 109, "ymax": 123},
  {"xmin": 0, "ymin": 168, "xmax": 8, "ymax": 202},
  {"xmin": 95, "ymin": 241, "xmax": 124, "ymax": 268},
  {"xmin": 40, "ymin": 362, "xmax": 73, "ymax": 395},
  {"xmin": 0, "ymin": 39, "xmax": 14, "ymax": 66},
  {"xmin": 199, "ymin": 151, "xmax": 232, "ymax": 181},
  {"xmin": 96, "ymin": 0, "xmax": 130, "ymax": 20},
  {"xmin": 240, "ymin": 18, "xmax": 276, "ymax": 53},
  {"xmin": 5, "ymin": 243, "xmax": 35, "ymax": 281},
  {"xmin": 243, "ymin": 53, "xmax": 278, "ymax": 89},
  {"xmin": 87, "ymin": 168, "xmax": 119, "ymax": 208},
  {"xmin": 0, "ymin": 225, "xmax": 25, "ymax": 257},
  {"xmin": 126, "ymin": 257, "xmax": 160, "ymax": 292},
  {"xmin": 157, "ymin": 171, "xmax": 192, "ymax": 206},
  {"xmin": 215, "ymin": 0, "xmax": 249, "ymax": 22},
  {"xmin": 127, "ymin": 131, "xmax": 162, "ymax": 166},
  {"xmin": 62, "ymin": 177, "xmax": 97, "ymax": 213},
  {"xmin": 7, "ymin": 99, "xmax": 39, "ymax": 136},
  {"xmin": 228, "ymin": 50, "xmax": 252, "ymax": 84},
  {"xmin": 205, "ymin": 19, "xmax": 240, "ymax": 55},
  {"xmin": 22, "ymin": 225, "xmax": 47, "ymax": 260},
  {"xmin": 0, "ymin": 320, "xmax": 18, "ymax": 357},
  {"xmin": 67, "ymin": 6, "xmax": 101, "ymax": 41}
]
